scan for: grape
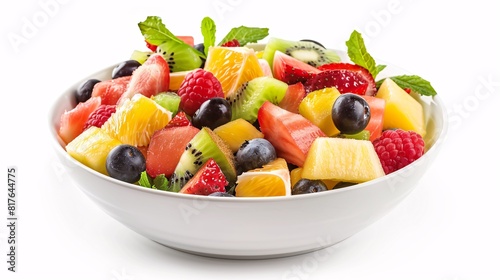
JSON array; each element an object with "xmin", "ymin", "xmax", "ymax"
[
  {"xmin": 112, "ymin": 60, "xmax": 141, "ymax": 79},
  {"xmin": 192, "ymin": 97, "xmax": 232, "ymax": 130},
  {"xmin": 208, "ymin": 192, "xmax": 235, "ymax": 197},
  {"xmin": 331, "ymin": 93, "xmax": 371, "ymax": 135},
  {"xmin": 292, "ymin": 179, "xmax": 328, "ymax": 195},
  {"xmin": 106, "ymin": 144, "xmax": 146, "ymax": 183},
  {"xmin": 236, "ymin": 138, "xmax": 276, "ymax": 173},
  {"xmin": 75, "ymin": 79, "xmax": 100, "ymax": 103}
]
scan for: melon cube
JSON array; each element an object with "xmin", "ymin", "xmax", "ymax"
[
  {"xmin": 302, "ymin": 137, "xmax": 385, "ymax": 183},
  {"xmin": 376, "ymin": 78, "xmax": 426, "ymax": 137},
  {"xmin": 298, "ymin": 87, "xmax": 341, "ymax": 136},
  {"xmin": 66, "ymin": 126, "xmax": 122, "ymax": 175}
]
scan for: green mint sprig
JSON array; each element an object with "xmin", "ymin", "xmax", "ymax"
[
  {"xmin": 218, "ymin": 26, "xmax": 269, "ymax": 46},
  {"xmin": 346, "ymin": 30, "xmax": 436, "ymax": 96},
  {"xmin": 376, "ymin": 75, "xmax": 437, "ymax": 96},
  {"xmin": 138, "ymin": 16, "xmax": 206, "ymax": 59},
  {"xmin": 138, "ymin": 172, "xmax": 169, "ymax": 191},
  {"xmin": 201, "ymin": 17, "xmax": 217, "ymax": 55}
]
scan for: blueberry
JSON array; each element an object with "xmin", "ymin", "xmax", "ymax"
[
  {"xmin": 331, "ymin": 93, "xmax": 371, "ymax": 135},
  {"xmin": 236, "ymin": 138, "xmax": 276, "ymax": 173},
  {"xmin": 106, "ymin": 144, "xmax": 146, "ymax": 183},
  {"xmin": 112, "ymin": 60, "xmax": 142, "ymax": 79},
  {"xmin": 75, "ymin": 79, "xmax": 100, "ymax": 103},
  {"xmin": 208, "ymin": 192, "xmax": 235, "ymax": 197},
  {"xmin": 192, "ymin": 97, "xmax": 232, "ymax": 130},
  {"xmin": 292, "ymin": 179, "xmax": 328, "ymax": 195}
]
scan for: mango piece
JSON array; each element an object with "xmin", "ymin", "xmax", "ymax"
[
  {"xmin": 213, "ymin": 118, "xmax": 264, "ymax": 153},
  {"xmin": 298, "ymin": 87, "xmax": 341, "ymax": 136},
  {"xmin": 66, "ymin": 126, "xmax": 122, "ymax": 175},
  {"xmin": 302, "ymin": 137, "xmax": 385, "ymax": 183},
  {"xmin": 376, "ymin": 78, "xmax": 426, "ymax": 137}
]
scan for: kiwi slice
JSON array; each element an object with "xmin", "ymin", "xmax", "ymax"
[
  {"xmin": 156, "ymin": 40, "xmax": 203, "ymax": 72},
  {"xmin": 130, "ymin": 50, "xmax": 153, "ymax": 64},
  {"xmin": 170, "ymin": 127, "xmax": 236, "ymax": 192},
  {"xmin": 262, "ymin": 37, "xmax": 340, "ymax": 69},
  {"xmin": 152, "ymin": 92, "xmax": 181, "ymax": 115},
  {"xmin": 228, "ymin": 76, "xmax": 288, "ymax": 124}
]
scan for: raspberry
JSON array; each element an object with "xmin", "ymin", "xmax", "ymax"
[
  {"xmin": 221, "ymin": 39, "xmax": 240, "ymax": 47},
  {"xmin": 372, "ymin": 129, "xmax": 425, "ymax": 174},
  {"xmin": 177, "ymin": 69, "xmax": 224, "ymax": 116},
  {"xmin": 83, "ymin": 104, "xmax": 116, "ymax": 130}
]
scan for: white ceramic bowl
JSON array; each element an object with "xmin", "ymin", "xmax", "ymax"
[{"xmin": 49, "ymin": 49, "xmax": 447, "ymax": 259}]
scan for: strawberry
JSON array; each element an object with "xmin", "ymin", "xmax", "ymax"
[
  {"xmin": 179, "ymin": 158, "xmax": 228, "ymax": 195},
  {"xmin": 258, "ymin": 101, "xmax": 326, "ymax": 167},
  {"xmin": 83, "ymin": 104, "xmax": 116, "ymax": 130},
  {"xmin": 373, "ymin": 129, "xmax": 425, "ymax": 174},
  {"xmin": 273, "ymin": 51, "xmax": 321, "ymax": 84},
  {"xmin": 145, "ymin": 40, "xmax": 157, "ymax": 52},
  {"xmin": 306, "ymin": 63, "xmax": 377, "ymax": 95},
  {"xmin": 221, "ymin": 39, "xmax": 240, "ymax": 47},
  {"xmin": 166, "ymin": 111, "xmax": 191, "ymax": 128},
  {"xmin": 177, "ymin": 68, "xmax": 224, "ymax": 116}
]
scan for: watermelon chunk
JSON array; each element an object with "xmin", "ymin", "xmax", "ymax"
[
  {"xmin": 258, "ymin": 101, "xmax": 326, "ymax": 167},
  {"xmin": 91, "ymin": 76, "xmax": 131, "ymax": 105},
  {"xmin": 278, "ymin": 82, "xmax": 306, "ymax": 114},
  {"xmin": 146, "ymin": 125, "xmax": 199, "ymax": 178},
  {"xmin": 118, "ymin": 54, "xmax": 170, "ymax": 104},
  {"xmin": 362, "ymin": 96, "xmax": 386, "ymax": 141},
  {"xmin": 58, "ymin": 96, "xmax": 101, "ymax": 144}
]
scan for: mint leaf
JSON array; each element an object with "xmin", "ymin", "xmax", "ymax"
[
  {"xmin": 346, "ymin": 30, "xmax": 385, "ymax": 79},
  {"xmin": 219, "ymin": 26, "xmax": 269, "ymax": 46},
  {"xmin": 138, "ymin": 171, "xmax": 153, "ymax": 188},
  {"xmin": 201, "ymin": 17, "xmax": 217, "ymax": 55},
  {"xmin": 138, "ymin": 16, "xmax": 206, "ymax": 59},
  {"xmin": 153, "ymin": 174, "xmax": 169, "ymax": 191},
  {"xmin": 376, "ymin": 75, "xmax": 437, "ymax": 96}
]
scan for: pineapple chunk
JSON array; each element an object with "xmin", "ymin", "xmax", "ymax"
[
  {"xmin": 213, "ymin": 118, "xmax": 264, "ymax": 153},
  {"xmin": 302, "ymin": 137, "xmax": 385, "ymax": 183},
  {"xmin": 376, "ymin": 78, "xmax": 426, "ymax": 137},
  {"xmin": 66, "ymin": 126, "xmax": 122, "ymax": 175}
]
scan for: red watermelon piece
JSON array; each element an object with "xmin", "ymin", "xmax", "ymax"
[
  {"xmin": 362, "ymin": 96, "xmax": 386, "ymax": 141},
  {"xmin": 58, "ymin": 96, "xmax": 101, "ymax": 144},
  {"xmin": 258, "ymin": 101, "xmax": 326, "ymax": 167},
  {"xmin": 91, "ymin": 76, "xmax": 131, "ymax": 105},
  {"xmin": 278, "ymin": 82, "xmax": 306, "ymax": 114},
  {"xmin": 146, "ymin": 125, "xmax": 199, "ymax": 178},
  {"xmin": 118, "ymin": 54, "xmax": 170, "ymax": 104},
  {"xmin": 273, "ymin": 51, "xmax": 321, "ymax": 85}
]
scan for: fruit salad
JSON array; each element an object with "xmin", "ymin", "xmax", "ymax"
[{"xmin": 58, "ymin": 16, "xmax": 437, "ymax": 197}]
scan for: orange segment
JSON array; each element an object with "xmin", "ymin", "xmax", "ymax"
[
  {"xmin": 101, "ymin": 94, "xmax": 172, "ymax": 146},
  {"xmin": 204, "ymin": 46, "xmax": 264, "ymax": 98},
  {"xmin": 235, "ymin": 158, "xmax": 291, "ymax": 197}
]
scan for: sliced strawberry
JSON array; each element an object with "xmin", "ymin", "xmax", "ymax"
[
  {"xmin": 221, "ymin": 39, "xmax": 240, "ymax": 47},
  {"xmin": 179, "ymin": 158, "xmax": 228, "ymax": 195},
  {"xmin": 258, "ymin": 101, "xmax": 326, "ymax": 167},
  {"xmin": 91, "ymin": 76, "xmax": 131, "ymax": 105},
  {"xmin": 58, "ymin": 96, "xmax": 101, "ymax": 144},
  {"xmin": 145, "ymin": 40, "xmax": 157, "ymax": 52},
  {"xmin": 146, "ymin": 125, "xmax": 199, "ymax": 178},
  {"xmin": 273, "ymin": 51, "xmax": 321, "ymax": 85},
  {"xmin": 117, "ymin": 54, "xmax": 170, "ymax": 104},
  {"xmin": 166, "ymin": 111, "xmax": 191, "ymax": 128},
  {"xmin": 311, "ymin": 62, "xmax": 377, "ymax": 95},
  {"xmin": 278, "ymin": 82, "xmax": 306, "ymax": 114}
]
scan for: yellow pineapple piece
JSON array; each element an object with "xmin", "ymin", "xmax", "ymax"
[
  {"xmin": 66, "ymin": 126, "xmax": 122, "ymax": 175},
  {"xmin": 290, "ymin": 167, "xmax": 339, "ymax": 190},
  {"xmin": 102, "ymin": 94, "xmax": 172, "ymax": 146},
  {"xmin": 213, "ymin": 118, "xmax": 264, "ymax": 153},
  {"xmin": 376, "ymin": 78, "xmax": 426, "ymax": 137},
  {"xmin": 302, "ymin": 137, "xmax": 385, "ymax": 183},
  {"xmin": 298, "ymin": 87, "xmax": 341, "ymax": 136}
]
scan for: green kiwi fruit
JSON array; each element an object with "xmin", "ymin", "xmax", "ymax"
[
  {"xmin": 228, "ymin": 76, "xmax": 288, "ymax": 124},
  {"xmin": 170, "ymin": 127, "xmax": 236, "ymax": 192},
  {"xmin": 152, "ymin": 92, "xmax": 181, "ymax": 116},
  {"xmin": 130, "ymin": 50, "xmax": 153, "ymax": 64},
  {"xmin": 262, "ymin": 37, "xmax": 340, "ymax": 69},
  {"xmin": 156, "ymin": 40, "xmax": 203, "ymax": 72}
]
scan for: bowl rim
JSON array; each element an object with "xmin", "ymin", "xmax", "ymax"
[{"xmin": 48, "ymin": 48, "xmax": 448, "ymax": 203}]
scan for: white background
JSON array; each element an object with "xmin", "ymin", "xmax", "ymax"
[{"xmin": 1, "ymin": 0, "xmax": 500, "ymax": 279}]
